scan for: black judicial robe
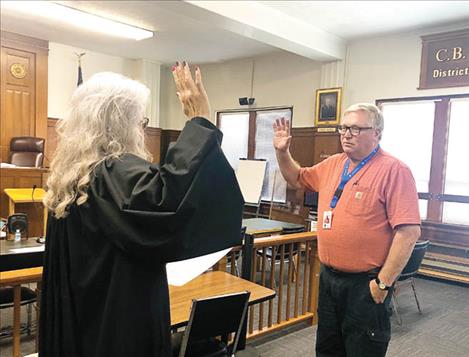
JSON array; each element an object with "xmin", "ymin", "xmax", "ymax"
[{"xmin": 39, "ymin": 117, "xmax": 244, "ymax": 357}]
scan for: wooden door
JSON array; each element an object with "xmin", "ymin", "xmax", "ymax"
[{"xmin": 0, "ymin": 31, "xmax": 48, "ymax": 163}]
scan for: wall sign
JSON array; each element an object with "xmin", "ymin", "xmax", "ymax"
[{"xmin": 419, "ymin": 29, "xmax": 469, "ymax": 89}]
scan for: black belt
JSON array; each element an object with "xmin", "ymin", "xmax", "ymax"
[{"xmin": 323, "ymin": 264, "xmax": 380, "ymax": 278}]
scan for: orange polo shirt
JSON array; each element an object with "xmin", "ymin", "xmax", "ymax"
[{"xmin": 299, "ymin": 148, "xmax": 420, "ymax": 272}]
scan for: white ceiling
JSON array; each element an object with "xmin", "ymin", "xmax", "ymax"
[
  {"xmin": 1, "ymin": 1, "xmax": 468, "ymax": 64},
  {"xmin": 261, "ymin": 1, "xmax": 469, "ymax": 40}
]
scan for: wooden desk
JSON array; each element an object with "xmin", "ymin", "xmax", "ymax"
[
  {"xmin": 242, "ymin": 218, "xmax": 304, "ymax": 237},
  {"xmin": 0, "ymin": 168, "xmax": 48, "ymax": 238},
  {"xmin": 4, "ymin": 188, "xmax": 47, "ymax": 240},
  {"xmin": 0, "ymin": 267, "xmax": 43, "ymax": 357},
  {"xmin": 169, "ymin": 271, "xmax": 275, "ymax": 328},
  {"xmin": 0, "ymin": 239, "xmax": 44, "ymax": 272},
  {"xmin": 1, "ymin": 269, "xmax": 274, "ymax": 357}
]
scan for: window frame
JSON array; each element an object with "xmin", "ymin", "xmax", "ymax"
[
  {"xmin": 376, "ymin": 93, "xmax": 469, "ymax": 225},
  {"xmin": 216, "ymin": 106, "xmax": 294, "ymax": 202}
]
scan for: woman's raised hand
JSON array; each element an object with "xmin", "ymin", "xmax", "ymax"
[{"xmin": 172, "ymin": 61, "xmax": 211, "ymax": 119}]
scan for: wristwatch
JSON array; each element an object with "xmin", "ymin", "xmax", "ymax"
[{"xmin": 375, "ymin": 277, "xmax": 390, "ymax": 291}]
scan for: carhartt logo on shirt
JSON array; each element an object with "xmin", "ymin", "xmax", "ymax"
[{"xmin": 355, "ymin": 192, "xmax": 363, "ymax": 199}]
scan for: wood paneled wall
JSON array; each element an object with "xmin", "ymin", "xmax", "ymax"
[
  {"xmin": 290, "ymin": 127, "xmax": 341, "ymax": 167},
  {"xmin": 0, "ymin": 31, "xmax": 48, "ymax": 162},
  {"xmin": 145, "ymin": 127, "xmax": 162, "ymax": 163},
  {"xmin": 310, "ymin": 127, "xmax": 342, "ymax": 165},
  {"xmin": 290, "ymin": 128, "xmax": 315, "ymax": 167},
  {"xmin": 288, "ymin": 127, "xmax": 341, "ymax": 206},
  {"xmin": 47, "ymin": 117, "xmax": 164, "ymax": 165},
  {"xmin": 45, "ymin": 117, "xmax": 60, "ymax": 167}
]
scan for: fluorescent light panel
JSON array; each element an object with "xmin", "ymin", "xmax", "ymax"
[{"xmin": 2, "ymin": 1, "xmax": 153, "ymax": 41}]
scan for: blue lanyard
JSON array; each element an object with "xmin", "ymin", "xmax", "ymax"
[{"xmin": 330, "ymin": 146, "xmax": 379, "ymax": 209}]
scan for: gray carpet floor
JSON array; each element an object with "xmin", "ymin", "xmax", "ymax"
[
  {"xmin": 1, "ymin": 277, "xmax": 468, "ymax": 356},
  {"xmin": 250, "ymin": 277, "xmax": 469, "ymax": 356}
]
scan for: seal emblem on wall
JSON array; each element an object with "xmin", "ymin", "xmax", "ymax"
[{"xmin": 10, "ymin": 63, "xmax": 27, "ymax": 79}]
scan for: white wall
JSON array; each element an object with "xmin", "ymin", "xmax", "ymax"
[
  {"xmin": 160, "ymin": 25, "xmax": 469, "ymax": 131},
  {"xmin": 130, "ymin": 59, "xmax": 161, "ymax": 127},
  {"xmin": 343, "ymin": 25, "xmax": 469, "ymax": 108},
  {"xmin": 48, "ymin": 42, "xmax": 136, "ymax": 119},
  {"xmin": 50, "ymin": 24, "xmax": 469, "ymax": 129},
  {"xmin": 160, "ymin": 57, "xmax": 254, "ymax": 130},
  {"xmin": 159, "ymin": 51, "xmax": 322, "ymax": 129}
]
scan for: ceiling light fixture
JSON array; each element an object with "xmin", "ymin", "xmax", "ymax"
[{"xmin": 2, "ymin": 1, "xmax": 153, "ymax": 41}]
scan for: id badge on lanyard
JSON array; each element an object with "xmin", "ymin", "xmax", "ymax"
[
  {"xmin": 323, "ymin": 211, "xmax": 332, "ymax": 229},
  {"xmin": 325, "ymin": 146, "xmax": 379, "ymax": 231}
]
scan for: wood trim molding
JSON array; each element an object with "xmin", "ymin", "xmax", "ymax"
[
  {"xmin": 291, "ymin": 127, "xmax": 315, "ymax": 137},
  {"xmin": 1, "ymin": 31, "xmax": 49, "ymax": 54},
  {"xmin": 422, "ymin": 221, "xmax": 469, "ymax": 248},
  {"xmin": 427, "ymin": 98, "xmax": 450, "ymax": 221},
  {"xmin": 36, "ymin": 43, "xmax": 48, "ymax": 146},
  {"xmin": 421, "ymin": 28, "xmax": 469, "ymax": 42}
]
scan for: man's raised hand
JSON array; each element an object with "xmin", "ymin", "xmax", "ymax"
[{"xmin": 273, "ymin": 117, "xmax": 292, "ymax": 152}]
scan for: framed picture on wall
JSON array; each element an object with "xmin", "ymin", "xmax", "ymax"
[{"xmin": 314, "ymin": 87, "xmax": 342, "ymax": 126}]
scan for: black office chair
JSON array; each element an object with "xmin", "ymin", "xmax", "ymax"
[
  {"xmin": 391, "ymin": 240, "xmax": 430, "ymax": 325},
  {"xmin": 258, "ymin": 226, "xmax": 305, "ymax": 287},
  {"xmin": 226, "ymin": 227, "xmax": 246, "ymax": 277},
  {"xmin": 0, "ymin": 286, "xmax": 37, "ymax": 339},
  {"xmin": 172, "ymin": 291, "xmax": 250, "ymax": 357}
]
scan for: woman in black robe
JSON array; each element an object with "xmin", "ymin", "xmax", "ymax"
[{"xmin": 39, "ymin": 63, "xmax": 244, "ymax": 356}]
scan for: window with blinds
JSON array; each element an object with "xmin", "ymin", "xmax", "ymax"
[{"xmin": 218, "ymin": 107, "xmax": 293, "ymax": 203}]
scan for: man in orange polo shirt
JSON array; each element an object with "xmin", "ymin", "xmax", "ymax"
[{"xmin": 273, "ymin": 103, "xmax": 421, "ymax": 357}]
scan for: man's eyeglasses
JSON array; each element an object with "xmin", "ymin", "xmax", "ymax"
[
  {"xmin": 337, "ymin": 125, "xmax": 373, "ymax": 136},
  {"xmin": 141, "ymin": 117, "xmax": 149, "ymax": 129}
]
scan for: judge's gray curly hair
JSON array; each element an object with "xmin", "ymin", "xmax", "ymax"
[
  {"xmin": 44, "ymin": 72, "xmax": 151, "ymax": 218},
  {"xmin": 343, "ymin": 103, "xmax": 384, "ymax": 139}
]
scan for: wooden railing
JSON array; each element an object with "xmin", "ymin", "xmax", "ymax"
[{"xmin": 215, "ymin": 231, "xmax": 320, "ymax": 340}]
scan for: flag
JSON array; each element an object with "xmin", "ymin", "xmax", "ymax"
[
  {"xmin": 77, "ymin": 64, "xmax": 83, "ymax": 87},
  {"xmin": 75, "ymin": 52, "xmax": 85, "ymax": 87}
]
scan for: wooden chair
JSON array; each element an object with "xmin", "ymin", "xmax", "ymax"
[
  {"xmin": 226, "ymin": 227, "xmax": 246, "ymax": 277},
  {"xmin": 0, "ymin": 286, "xmax": 37, "ymax": 338}
]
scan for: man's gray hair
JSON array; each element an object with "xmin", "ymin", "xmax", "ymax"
[{"xmin": 343, "ymin": 103, "xmax": 384, "ymax": 138}]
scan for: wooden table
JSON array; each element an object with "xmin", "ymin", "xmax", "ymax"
[
  {"xmin": 242, "ymin": 218, "xmax": 304, "ymax": 237},
  {"xmin": 0, "ymin": 267, "xmax": 43, "ymax": 357},
  {"xmin": 169, "ymin": 271, "xmax": 275, "ymax": 328},
  {"xmin": 4, "ymin": 188, "xmax": 47, "ymax": 240},
  {"xmin": 1, "ymin": 268, "xmax": 274, "ymax": 357}
]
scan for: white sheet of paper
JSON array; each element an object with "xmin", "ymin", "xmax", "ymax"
[
  {"xmin": 235, "ymin": 159, "xmax": 267, "ymax": 205},
  {"xmin": 166, "ymin": 248, "xmax": 231, "ymax": 286},
  {"xmin": 11, "ymin": 246, "xmax": 45, "ymax": 253}
]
